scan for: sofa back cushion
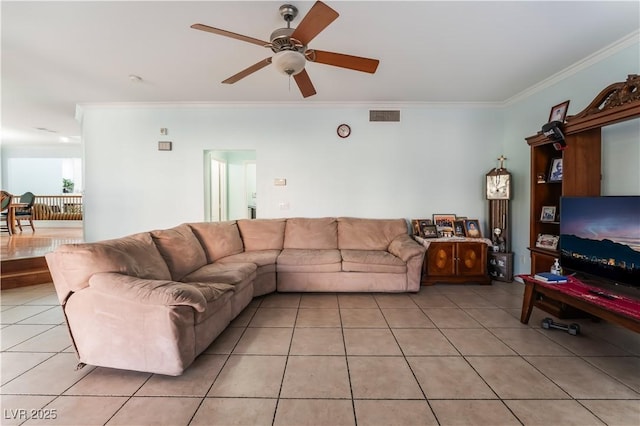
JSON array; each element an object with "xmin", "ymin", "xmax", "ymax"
[
  {"xmin": 189, "ymin": 221, "xmax": 244, "ymax": 262},
  {"xmin": 237, "ymin": 219, "xmax": 286, "ymax": 251},
  {"xmin": 338, "ymin": 217, "xmax": 409, "ymax": 250},
  {"xmin": 151, "ymin": 224, "xmax": 207, "ymax": 281},
  {"xmin": 284, "ymin": 217, "xmax": 338, "ymax": 249},
  {"xmin": 51, "ymin": 232, "xmax": 171, "ymax": 293}
]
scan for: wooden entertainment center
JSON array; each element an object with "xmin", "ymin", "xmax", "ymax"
[{"xmin": 526, "ymin": 74, "xmax": 640, "ymax": 317}]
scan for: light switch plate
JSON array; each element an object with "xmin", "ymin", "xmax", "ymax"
[
  {"xmin": 158, "ymin": 141, "xmax": 172, "ymax": 151},
  {"xmin": 274, "ymin": 178, "xmax": 287, "ymax": 186}
]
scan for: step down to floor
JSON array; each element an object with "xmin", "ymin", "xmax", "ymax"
[{"xmin": 1, "ymin": 257, "xmax": 52, "ymax": 289}]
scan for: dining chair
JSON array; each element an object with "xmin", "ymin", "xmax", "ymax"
[
  {"xmin": 1, "ymin": 191, "xmax": 13, "ymax": 234},
  {"xmin": 15, "ymin": 191, "xmax": 36, "ymax": 232}
]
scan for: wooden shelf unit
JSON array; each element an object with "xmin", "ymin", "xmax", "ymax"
[
  {"xmin": 526, "ymin": 74, "xmax": 640, "ymax": 273},
  {"xmin": 527, "ymin": 128, "xmax": 602, "ymax": 273},
  {"xmin": 525, "ymin": 74, "xmax": 640, "ymax": 317}
]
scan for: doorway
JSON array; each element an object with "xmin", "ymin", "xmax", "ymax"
[{"xmin": 204, "ymin": 150, "xmax": 257, "ymax": 221}]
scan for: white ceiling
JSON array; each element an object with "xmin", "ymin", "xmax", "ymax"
[{"xmin": 2, "ymin": 1, "xmax": 639, "ymax": 145}]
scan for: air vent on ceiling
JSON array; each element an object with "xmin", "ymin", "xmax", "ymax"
[{"xmin": 369, "ymin": 110, "xmax": 400, "ymax": 122}]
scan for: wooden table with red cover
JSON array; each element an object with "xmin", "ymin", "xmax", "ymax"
[{"xmin": 518, "ymin": 274, "xmax": 640, "ymax": 333}]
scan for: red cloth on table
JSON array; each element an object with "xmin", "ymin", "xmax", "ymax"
[{"xmin": 518, "ymin": 275, "xmax": 640, "ymax": 321}]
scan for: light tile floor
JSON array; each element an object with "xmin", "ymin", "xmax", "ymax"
[{"xmin": 1, "ymin": 282, "xmax": 639, "ymax": 425}]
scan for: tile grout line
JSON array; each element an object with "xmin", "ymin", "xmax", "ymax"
[
  {"xmin": 269, "ymin": 294, "xmax": 300, "ymax": 426},
  {"xmin": 337, "ymin": 294, "xmax": 358, "ymax": 426},
  {"xmin": 380, "ymin": 294, "xmax": 443, "ymax": 425}
]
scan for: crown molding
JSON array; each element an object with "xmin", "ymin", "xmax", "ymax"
[
  {"xmin": 76, "ymin": 100, "xmax": 500, "ymax": 115},
  {"xmin": 504, "ymin": 30, "xmax": 640, "ymax": 106}
]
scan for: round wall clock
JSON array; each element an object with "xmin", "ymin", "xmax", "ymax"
[{"xmin": 337, "ymin": 124, "xmax": 351, "ymax": 138}]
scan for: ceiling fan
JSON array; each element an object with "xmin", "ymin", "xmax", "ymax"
[{"xmin": 191, "ymin": 1, "xmax": 380, "ymax": 98}]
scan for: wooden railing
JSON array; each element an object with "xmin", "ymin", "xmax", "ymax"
[{"xmin": 27, "ymin": 195, "xmax": 83, "ymax": 220}]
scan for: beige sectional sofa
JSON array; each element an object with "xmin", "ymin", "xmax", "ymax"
[{"xmin": 46, "ymin": 217, "xmax": 426, "ymax": 375}]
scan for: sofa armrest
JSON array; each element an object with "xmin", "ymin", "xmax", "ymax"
[
  {"xmin": 88, "ymin": 272, "xmax": 208, "ymax": 312},
  {"xmin": 388, "ymin": 234, "xmax": 426, "ymax": 262}
]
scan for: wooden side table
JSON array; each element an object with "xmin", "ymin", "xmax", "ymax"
[{"xmin": 518, "ymin": 274, "xmax": 640, "ymax": 333}]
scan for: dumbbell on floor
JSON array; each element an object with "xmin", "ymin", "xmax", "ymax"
[{"xmin": 541, "ymin": 317, "xmax": 580, "ymax": 336}]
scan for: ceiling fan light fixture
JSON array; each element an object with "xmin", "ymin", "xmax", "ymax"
[{"xmin": 272, "ymin": 50, "xmax": 306, "ymax": 76}]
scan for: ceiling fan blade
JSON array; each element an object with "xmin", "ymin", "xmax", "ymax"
[
  {"xmin": 294, "ymin": 69, "xmax": 317, "ymax": 98},
  {"xmin": 222, "ymin": 58, "xmax": 272, "ymax": 84},
  {"xmin": 290, "ymin": 1, "xmax": 339, "ymax": 45},
  {"xmin": 309, "ymin": 50, "xmax": 380, "ymax": 74},
  {"xmin": 191, "ymin": 23, "xmax": 269, "ymax": 47}
]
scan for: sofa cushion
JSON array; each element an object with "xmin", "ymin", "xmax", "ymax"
[
  {"xmin": 237, "ymin": 219, "xmax": 286, "ymax": 251},
  {"xmin": 217, "ymin": 249, "xmax": 281, "ymax": 267},
  {"xmin": 189, "ymin": 221, "xmax": 244, "ymax": 262},
  {"xmin": 284, "ymin": 217, "xmax": 338, "ymax": 249},
  {"xmin": 388, "ymin": 234, "xmax": 426, "ymax": 262},
  {"xmin": 341, "ymin": 249, "xmax": 407, "ymax": 273},
  {"xmin": 182, "ymin": 262, "xmax": 257, "ymax": 286},
  {"xmin": 53, "ymin": 232, "xmax": 171, "ymax": 292},
  {"xmin": 89, "ymin": 272, "xmax": 234, "ymax": 313},
  {"xmin": 277, "ymin": 249, "xmax": 342, "ymax": 273},
  {"xmin": 151, "ymin": 224, "xmax": 207, "ymax": 281},
  {"xmin": 338, "ymin": 218, "xmax": 409, "ymax": 250}
]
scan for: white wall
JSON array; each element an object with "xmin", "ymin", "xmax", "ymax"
[
  {"xmin": 0, "ymin": 144, "xmax": 83, "ymax": 194},
  {"xmin": 80, "ymin": 104, "xmax": 502, "ymax": 242},
  {"xmin": 602, "ymin": 119, "xmax": 640, "ymax": 195}
]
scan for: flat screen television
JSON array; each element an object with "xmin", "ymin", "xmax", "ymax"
[{"xmin": 560, "ymin": 196, "xmax": 640, "ymax": 292}]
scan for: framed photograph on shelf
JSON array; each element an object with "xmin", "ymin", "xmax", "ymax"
[
  {"xmin": 411, "ymin": 219, "xmax": 433, "ymax": 237},
  {"xmin": 421, "ymin": 224, "xmax": 439, "ymax": 239},
  {"xmin": 419, "ymin": 220, "xmax": 435, "ymax": 238},
  {"xmin": 453, "ymin": 220, "xmax": 466, "ymax": 237},
  {"xmin": 410, "ymin": 219, "xmax": 422, "ymax": 236},
  {"xmin": 463, "ymin": 219, "xmax": 482, "ymax": 238},
  {"xmin": 535, "ymin": 233, "xmax": 559, "ymax": 250},
  {"xmin": 548, "ymin": 100, "xmax": 570, "ymax": 123},
  {"xmin": 540, "ymin": 206, "xmax": 556, "ymax": 222},
  {"xmin": 548, "ymin": 158, "xmax": 563, "ymax": 182},
  {"xmin": 432, "ymin": 214, "xmax": 456, "ymax": 234}
]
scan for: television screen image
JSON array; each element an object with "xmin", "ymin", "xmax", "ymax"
[{"xmin": 560, "ymin": 196, "xmax": 640, "ymax": 289}]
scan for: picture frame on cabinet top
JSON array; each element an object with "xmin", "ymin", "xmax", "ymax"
[{"xmin": 548, "ymin": 100, "xmax": 570, "ymax": 123}]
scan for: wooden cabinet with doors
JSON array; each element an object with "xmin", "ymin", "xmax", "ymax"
[{"xmin": 422, "ymin": 241, "xmax": 490, "ymax": 285}]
